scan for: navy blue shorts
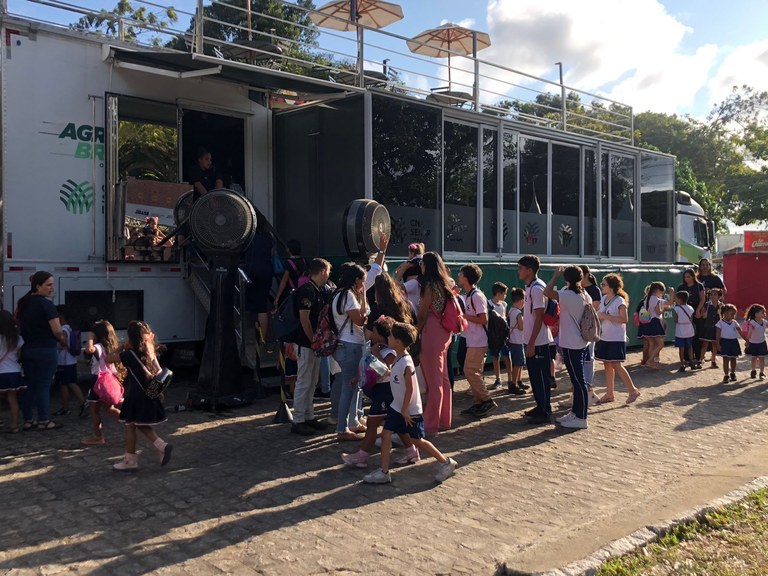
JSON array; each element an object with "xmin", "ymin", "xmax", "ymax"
[
  {"xmin": 675, "ymin": 337, "xmax": 693, "ymax": 349},
  {"xmin": 383, "ymin": 407, "xmax": 426, "ymax": 439},
  {"xmin": 488, "ymin": 345, "xmax": 510, "ymax": 358},
  {"xmin": 719, "ymin": 338, "xmax": 741, "ymax": 358},
  {"xmin": 55, "ymin": 364, "xmax": 78, "ymax": 386},
  {"xmin": 366, "ymin": 382, "xmax": 393, "ymax": 417},
  {"xmin": 746, "ymin": 341, "xmax": 768, "ymax": 357},
  {"xmin": 595, "ymin": 340, "xmax": 627, "ymax": 362},
  {"xmin": 508, "ymin": 343, "xmax": 525, "ymax": 366}
]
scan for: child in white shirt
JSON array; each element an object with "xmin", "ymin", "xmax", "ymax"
[
  {"xmin": 715, "ymin": 304, "xmax": 743, "ymax": 383},
  {"xmin": 672, "ymin": 291, "xmax": 696, "ymax": 373},
  {"xmin": 744, "ymin": 304, "xmax": 767, "ymax": 379},
  {"xmin": 363, "ymin": 322, "xmax": 458, "ymax": 484}
]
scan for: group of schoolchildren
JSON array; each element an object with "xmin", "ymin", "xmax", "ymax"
[
  {"xmin": 0, "ymin": 293, "xmax": 172, "ymax": 472},
  {"xmin": 637, "ymin": 283, "xmax": 767, "ymax": 383}
]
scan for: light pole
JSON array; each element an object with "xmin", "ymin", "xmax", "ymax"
[{"xmin": 555, "ymin": 61, "xmax": 566, "ymax": 131}]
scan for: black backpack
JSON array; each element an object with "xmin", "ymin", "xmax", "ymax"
[{"xmin": 485, "ymin": 300, "xmax": 510, "ymax": 352}]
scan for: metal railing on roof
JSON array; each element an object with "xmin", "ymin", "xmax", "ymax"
[{"xmin": 7, "ymin": 0, "xmax": 634, "ymax": 143}]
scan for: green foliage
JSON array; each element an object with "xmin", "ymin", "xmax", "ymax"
[
  {"xmin": 72, "ymin": 0, "xmax": 178, "ymax": 46},
  {"xmin": 118, "ymin": 121, "xmax": 178, "ymax": 182}
]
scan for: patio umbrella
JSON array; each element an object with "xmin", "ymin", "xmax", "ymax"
[
  {"xmin": 407, "ymin": 23, "xmax": 491, "ymax": 88},
  {"xmin": 310, "ymin": 0, "xmax": 404, "ymax": 87},
  {"xmin": 310, "ymin": 0, "xmax": 404, "ymax": 31}
]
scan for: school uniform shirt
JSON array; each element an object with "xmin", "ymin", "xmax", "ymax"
[
  {"xmin": 648, "ymin": 295, "xmax": 664, "ymax": 319},
  {"xmin": 463, "ymin": 289, "xmax": 489, "ymax": 348},
  {"xmin": 390, "ymin": 354, "xmax": 422, "ymax": 416},
  {"xmin": 89, "ymin": 343, "xmax": 117, "ymax": 376},
  {"xmin": 673, "ymin": 304, "xmax": 695, "ymax": 338},
  {"xmin": 332, "ymin": 290, "xmax": 368, "ymax": 345},
  {"xmin": 508, "ymin": 307, "xmax": 524, "ymax": 345},
  {"xmin": 57, "ymin": 325, "xmax": 78, "ymax": 366},
  {"xmin": 376, "ymin": 345, "xmax": 397, "ymax": 383},
  {"xmin": 747, "ymin": 319, "xmax": 767, "ymax": 344},
  {"xmin": 523, "ymin": 279, "xmax": 554, "ymax": 347},
  {"xmin": 598, "ymin": 295, "xmax": 627, "ymax": 343},
  {"xmin": 715, "ymin": 319, "xmax": 740, "ymax": 340},
  {"xmin": 557, "ymin": 290, "xmax": 588, "ymax": 350},
  {"xmin": 0, "ymin": 335, "xmax": 24, "ymax": 374},
  {"xmin": 403, "ymin": 278, "xmax": 421, "ymax": 312}
]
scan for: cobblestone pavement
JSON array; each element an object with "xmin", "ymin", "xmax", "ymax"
[{"xmin": 2, "ymin": 347, "xmax": 768, "ymax": 576}]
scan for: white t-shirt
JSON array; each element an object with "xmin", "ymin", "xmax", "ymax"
[
  {"xmin": 673, "ymin": 304, "xmax": 695, "ymax": 338},
  {"xmin": 747, "ymin": 319, "xmax": 767, "ymax": 344},
  {"xmin": 508, "ymin": 307, "xmax": 524, "ymax": 345},
  {"xmin": 57, "ymin": 325, "xmax": 78, "ymax": 367},
  {"xmin": 648, "ymin": 294, "xmax": 663, "ymax": 319},
  {"xmin": 522, "ymin": 279, "xmax": 554, "ymax": 347},
  {"xmin": 557, "ymin": 289, "xmax": 588, "ymax": 350},
  {"xmin": 598, "ymin": 295, "xmax": 627, "ymax": 343},
  {"xmin": 365, "ymin": 263, "xmax": 382, "ymax": 292},
  {"xmin": 0, "ymin": 335, "xmax": 23, "ymax": 374},
  {"xmin": 716, "ymin": 319, "xmax": 740, "ymax": 340},
  {"xmin": 404, "ymin": 278, "xmax": 421, "ymax": 312},
  {"xmin": 90, "ymin": 343, "xmax": 118, "ymax": 376},
  {"xmin": 463, "ymin": 288, "xmax": 489, "ymax": 348},
  {"xmin": 376, "ymin": 344, "xmax": 397, "ymax": 383},
  {"xmin": 332, "ymin": 290, "xmax": 368, "ymax": 345},
  {"xmin": 390, "ymin": 354, "xmax": 422, "ymax": 416}
]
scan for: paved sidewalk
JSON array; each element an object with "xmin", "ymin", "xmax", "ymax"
[{"xmin": 2, "ymin": 348, "xmax": 768, "ymax": 575}]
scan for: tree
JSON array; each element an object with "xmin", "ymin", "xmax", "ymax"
[{"xmin": 72, "ymin": 0, "xmax": 177, "ymax": 46}]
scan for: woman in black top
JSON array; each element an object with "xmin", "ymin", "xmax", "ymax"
[
  {"xmin": 16, "ymin": 271, "xmax": 67, "ymax": 430},
  {"xmin": 697, "ymin": 259, "xmax": 727, "ymax": 300},
  {"xmin": 677, "ymin": 268, "xmax": 706, "ymax": 364}
]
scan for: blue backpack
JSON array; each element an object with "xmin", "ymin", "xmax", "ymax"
[{"xmin": 67, "ymin": 329, "xmax": 82, "ymax": 357}]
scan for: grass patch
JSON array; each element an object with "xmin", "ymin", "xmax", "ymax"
[{"xmin": 596, "ymin": 488, "xmax": 768, "ymax": 576}]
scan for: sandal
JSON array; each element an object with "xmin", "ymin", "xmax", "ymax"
[
  {"xmin": 337, "ymin": 431, "xmax": 364, "ymax": 442},
  {"xmin": 597, "ymin": 395, "xmax": 615, "ymax": 405},
  {"xmin": 626, "ymin": 390, "xmax": 641, "ymax": 405},
  {"xmin": 22, "ymin": 421, "xmax": 38, "ymax": 431},
  {"xmin": 9, "ymin": 427, "xmax": 19, "ymax": 434},
  {"xmin": 81, "ymin": 435, "xmax": 106, "ymax": 446},
  {"xmin": 37, "ymin": 420, "xmax": 62, "ymax": 431}
]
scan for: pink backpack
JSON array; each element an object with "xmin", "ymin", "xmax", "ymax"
[
  {"xmin": 436, "ymin": 295, "xmax": 468, "ymax": 334},
  {"xmin": 93, "ymin": 368, "xmax": 123, "ymax": 406}
]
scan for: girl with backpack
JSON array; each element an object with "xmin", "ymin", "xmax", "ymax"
[
  {"xmin": 331, "ymin": 264, "xmax": 369, "ymax": 442},
  {"xmin": 106, "ymin": 321, "xmax": 173, "ymax": 471},
  {"xmin": 273, "ymin": 239, "xmax": 308, "ymax": 308},
  {"xmin": 640, "ymin": 281, "xmax": 669, "ymax": 370},
  {"xmin": 81, "ymin": 320, "xmax": 122, "ymax": 446},
  {"xmin": 0, "ymin": 310, "xmax": 26, "ymax": 433},
  {"xmin": 543, "ymin": 266, "xmax": 590, "ymax": 429}
]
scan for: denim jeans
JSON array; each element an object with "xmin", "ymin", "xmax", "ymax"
[
  {"xmin": 319, "ymin": 355, "xmax": 331, "ymax": 394},
  {"xmin": 21, "ymin": 346, "xmax": 58, "ymax": 423},
  {"xmin": 332, "ymin": 342, "xmax": 363, "ymax": 434},
  {"xmin": 526, "ymin": 344, "xmax": 552, "ymax": 416}
]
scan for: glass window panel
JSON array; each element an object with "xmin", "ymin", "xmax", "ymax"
[
  {"xmin": 372, "ymin": 96, "xmax": 441, "ymax": 256},
  {"xmin": 502, "ymin": 131, "xmax": 518, "ymax": 254},
  {"xmin": 551, "ymin": 144, "xmax": 580, "ymax": 256},
  {"xmin": 610, "ymin": 154, "xmax": 636, "ymax": 257},
  {"xmin": 444, "ymin": 121, "xmax": 479, "ymax": 253},
  {"xmin": 482, "ymin": 127, "xmax": 499, "ymax": 254},
  {"xmin": 519, "ymin": 137, "xmax": 548, "ymax": 255},
  {"xmin": 640, "ymin": 153, "xmax": 675, "ymax": 262},
  {"xmin": 584, "ymin": 149, "xmax": 599, "ymax": 256},
  {"xmin": 601, "ymin": 152, "xmax": 609, "ymax": 257}
]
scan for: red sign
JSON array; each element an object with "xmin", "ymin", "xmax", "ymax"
[{"xmin": 744, "ymin": 230, "xmax": 768, "ymax": 252}]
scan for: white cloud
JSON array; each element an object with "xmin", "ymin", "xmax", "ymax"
[
  {"xmin": 482, "ymin": 0, "xmax": 722, "ymax": 114},
  {"xmin": 707, "ymin": 40, "xmax": 768, "ymax": 108}
]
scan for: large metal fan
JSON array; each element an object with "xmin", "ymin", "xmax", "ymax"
[
  {"xmin": 188, "ymin": 189, "xmax": 257, "ymax": 409},
  {"xmin": 173, "ymin": 190, "xmax": 194, "ymax": 226},
  {"xmin": 343, "ymin": 199, "xmax": 391, "ymax": 261}
]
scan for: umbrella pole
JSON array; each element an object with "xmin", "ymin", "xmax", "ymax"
[
  {"xmin": 448, "ymin": 53, "xmax": 451, "ymax": 89},
  {"xmin": 357, "ymin": 26, "xmax": 365, "ymax": 88},
  {"xmin": 472, "ymin": 31, "xmax": 479, "ymax": 110}
]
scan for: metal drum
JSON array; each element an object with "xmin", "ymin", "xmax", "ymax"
[
  {"xmin": 343, "ymin": 199, "xmax": 391, "ymax": 261},
  {"xmin": 173, "ymin": 190, "xmax": 194, "ymax": 226}
]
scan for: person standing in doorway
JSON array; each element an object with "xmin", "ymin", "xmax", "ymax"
[{"xmin": 188, "ymin": 147, "xmax": 223, "ymax": 202}]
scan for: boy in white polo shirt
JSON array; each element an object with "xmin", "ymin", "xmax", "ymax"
[{"xmin": 518, "ymin": 255, "xmax": 554, "ymax": 425}]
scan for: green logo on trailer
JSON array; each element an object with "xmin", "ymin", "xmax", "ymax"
[{"xmin": 60, "ymin": 179, "xmax": 94, "ymax": 214}]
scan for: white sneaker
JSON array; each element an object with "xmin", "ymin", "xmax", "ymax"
[
  {"xmin": 435, "ymin": 458, "xmax": 458, "ymax": 483},
  {"xmin": 556, "ymin": 411, "xmax": 576, "ymax": 424},
  {"xmin": 374, "ymin": 435, "xmax": 404, "ymax": 448},
  {"xmin": 588, "ymin": 391, "xmax": 601, "ymax": 406},
  {"xmin": 341, "ymin": 450, "xmax": 369, "ymax": 468},
  {"xmin": 557, "ymin": 400, "xmax": 573, "ymax": 410},
  {"xmin": 559, "ymin": 415, "xmax": 588, "ymax": 429},
  {"xmin": 394, "ymin": 446, "xmax": 420, "ymax": 465},
  {"xmin": 363, "ymin": 468, "xmax": 392, "ymax": 484}
]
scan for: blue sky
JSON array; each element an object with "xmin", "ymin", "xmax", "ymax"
[{"xmin": 9, "ymin": 0, "xmax": 767, "ymax": 119}]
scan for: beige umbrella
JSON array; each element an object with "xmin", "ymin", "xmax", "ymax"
[
  {"xmin": 310, "ymin": 0, "xmax": 404, "ymax": 31},
  {"xmin": 407, "ymin": 23, "xmax": 491, "ymax": 88},
  {"xmin": 310, "ymin": 0, "xmax": 404, "ymax": 87}
]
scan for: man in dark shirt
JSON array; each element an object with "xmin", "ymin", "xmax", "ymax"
[
  {"xmin": 188, "ymin": 147, "xmax": 223, "ymax": 202},
  {"xmin": 290, "ymin": 258, "xmax": 332, "ymax": 436}
]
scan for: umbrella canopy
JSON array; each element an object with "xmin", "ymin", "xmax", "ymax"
[
  {"xmin": 407, "ymin": 23, "xmax": 491, "ymax": 87},
  {"xmin": 310, "ymin": 0, "xmax": 404, "ymax": 31}
]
